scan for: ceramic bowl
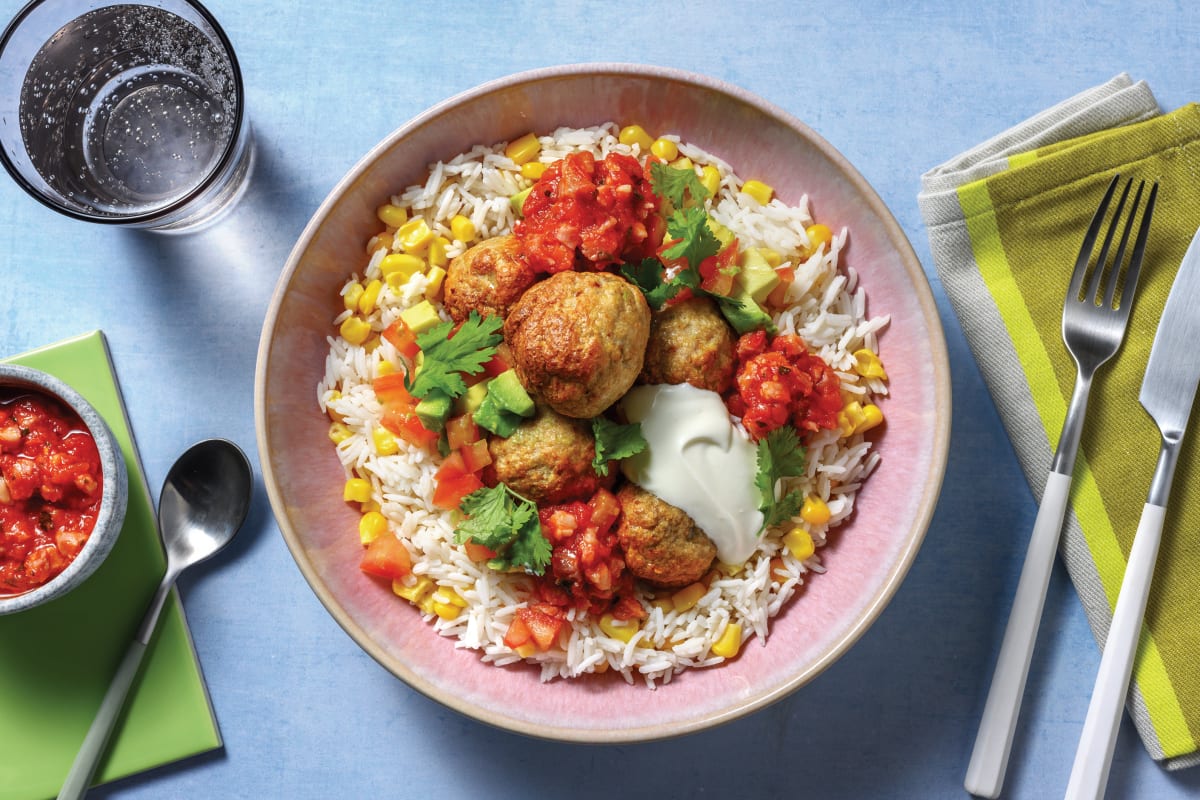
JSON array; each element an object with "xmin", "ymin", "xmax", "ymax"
[
  {"xmin": 256, "ymin": 64, "xmax": 951, "ymax": 742},
  {"xmin": 0, "ymin": 363, "xmax": 128, "ymax": 615}
]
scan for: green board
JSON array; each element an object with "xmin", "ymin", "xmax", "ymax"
[{"xmin": 0, "ymin": 331, "xmax": 221, "ymax": 799}]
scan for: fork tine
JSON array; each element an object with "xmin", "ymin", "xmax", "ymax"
[
  {"xmin": 1117, "ymin": 180, "xmax": 1158, "ymax": 312},
  {"xmin": 1069, "ymin": 174, "xmax": 1121, "ymax": 304},
  {"xmin": 1085, "ymin": 178, "xmax": 1132, "ymax": 305},
  {"xmin": 1102, "ymin": 180, "xmax": 1145, "ymax": 309}
]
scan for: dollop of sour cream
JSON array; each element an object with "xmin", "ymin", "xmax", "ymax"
[{"xmin": 620, "ymin": 383, "xmax": 764, "ymax": 565}]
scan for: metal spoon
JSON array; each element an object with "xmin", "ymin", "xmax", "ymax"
[{"xmin": 58, "ymin": 439, "xmax": 253, "ymax": 800}]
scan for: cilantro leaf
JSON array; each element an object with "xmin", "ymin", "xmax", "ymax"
[
  {"xmin": 620, "ymin": 258, "xmax": 700, "ymax": 310},
  {"xmin": 754, "ymin": 426, "xmax": 807, "ymax": 531},
  {"xmin": 649, "ymin": 161, "xmax": 710, "ymax": 208},
  {"xmin": 408, "ymin": 311, "xmax": 503, "ymax": 399},
  {"xmin": 662, "ymin": 207, "xmax": 720, "ymax": 271},
  {"xmin": 591, "ymin": 418, "xmax": 648, "ymax": 476},
  {"xmin": 453, "ymin": 483, "xmax": 551, "ymax": 574}
]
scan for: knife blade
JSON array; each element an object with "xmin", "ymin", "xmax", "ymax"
[{"xmin": 1065, "ymin": 222, "xmax": 1200, "ymax": 800}]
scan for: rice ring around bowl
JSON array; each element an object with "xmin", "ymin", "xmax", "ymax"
[{"xmin": 255, "ymin": 64, "xmax": 950, "ymax": 743}]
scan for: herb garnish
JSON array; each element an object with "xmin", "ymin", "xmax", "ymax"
[
  {"xmin": 754, "ymin": 426, "xmax": 807, "ymax": 530},
  {"xmin": 454, "ymin": 484, "xmax": 551, "ymax": 575},
  {"xmin": 649, "ymin": 161, "xmax": 710, "ymax": 208},
  {"xmin": 590, "ymin": 418, "xmax": 648, "ymax": 476},
  {"xmin": 407, "ymin": 311, "xmax": 502, "ymax": 399}
]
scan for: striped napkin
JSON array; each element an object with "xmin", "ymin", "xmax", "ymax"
[{"xmin": 919, "ymin": 74, "xmax": 1200, "ymax": 770}]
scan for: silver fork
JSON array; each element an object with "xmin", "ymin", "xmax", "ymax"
[{"xmin": 964, "ymin": 175, "xmax": 1158, "ymax": 799}]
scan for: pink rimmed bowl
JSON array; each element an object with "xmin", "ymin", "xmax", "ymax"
[{"xmin": 255, "ymin": 63, "xmax": 950, "ymax": 742}]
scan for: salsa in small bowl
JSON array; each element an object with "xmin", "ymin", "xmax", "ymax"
[{"xmin": 0, "ymin": 364, "xmax": 128, "ymax": 614}]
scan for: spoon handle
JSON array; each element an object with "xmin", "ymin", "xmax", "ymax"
[{"xmin": 57, "ymin": 578, "xmax": 176, "ymax": 800}]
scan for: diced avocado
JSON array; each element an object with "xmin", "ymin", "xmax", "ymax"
[
  {"xmin": 706, "ymin": 216, "xmax": 734, "ymax": 248},
  {"xmin": 454, "ymin": 379, "xmax": 491, "ymax": 417},
  {"xmin": 399, "ymin": 300, "xmax": 442, "ymax": 335},
  {"xmin": 487, "ymin": 369, "xmax": 535, "ymax": 417},
  {"xmin": 510, "ymin": 187, "xmax": 532, "ymax": 216},
  {"xmin": 415, "ymin": 390, "xmax": 452, "ymax": 433},
  {"xmin": 473, "ymin": 393, "xmax": 522, "ymax": 437},
  {"xmin": 735, "ymin": 248, "xmax": 781, "ymax": 303},
  {"xmin": 713, "ymin": 284, "xmax": 776, "ymax": 335}
]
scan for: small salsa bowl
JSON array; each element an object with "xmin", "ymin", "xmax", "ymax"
[{"xmin": 0, "ymin": 364, "xmax": 128, "ymax": 615}]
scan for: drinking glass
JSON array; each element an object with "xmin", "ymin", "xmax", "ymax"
[{"xmin": 0, "ymin": 0, "xmax": 252, "ymax": 232}]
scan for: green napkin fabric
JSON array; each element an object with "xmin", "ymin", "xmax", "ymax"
[{"xmin": 919, "ymin": 74, "xmax": 1200, "ymax": 770}]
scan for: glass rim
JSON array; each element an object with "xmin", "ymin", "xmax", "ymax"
[{"xmin": 0, "ymin": 0, "xmax": 247, "ymax": 226}]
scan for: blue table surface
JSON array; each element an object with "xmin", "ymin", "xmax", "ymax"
[{"xmin": 3, "ymin": 1, "xmax": 1199, "ymax": 798}]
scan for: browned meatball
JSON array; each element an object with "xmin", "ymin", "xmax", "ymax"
[
  {"xmin": 639, "ymin": 296, "xmax": 735, "ymax": 392},
  {"xmin": 615, "ymin": 483, "xmax": 716, "ymax": 588},
  {"xmin": 504, "ymin": 270, "xmax": 650, "ymax": 418},
  {"xmin": 443, "ymin": 235, "xmax": 537, "ymax": 322},
  {"xmin": 486, "ymin": 405, "xmax": 613, "ymax": 505}
]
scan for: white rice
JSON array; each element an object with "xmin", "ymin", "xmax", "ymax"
[{"xmin": 318, "ymin": 123, "xmax": 890, "ymax": 687}]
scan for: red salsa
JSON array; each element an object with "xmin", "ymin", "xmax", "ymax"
[
  {"xmin": 0, "ymin": 389, "xmax": 103, "ymax": 596},
  {"xmin": 514, "ymin": 151, "xmax": 661, "ymax": 273},
  {"xmin": 725, "ymin": 330, "xmax": 843, "ymax": 441}
]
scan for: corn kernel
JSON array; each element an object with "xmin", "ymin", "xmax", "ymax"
[
  {"xmin": 801, "ymin": 496, "xmax": 831, "ymax": 526},
  {"xmin": 424, "ymin": 265, "xmax": 447, "ymax": 300},
  {"xmin": 357, "ymin": 279, "xmax": 383, "ymax": 315},
  {"xmin": 358, "ymin": 511, "xmax": 388, "ymax": 544},
  {"xmin": 669, "ymin": 156, "xmax": 694, "ymax": 172},
  {"xmin": 433, "ymin": 586, "xmax": 468, "ymax": 608},
  {"xmin": 618, "ymin": 124, "xmax": 654, "ymax": 151},
  {"xmin": 757, "ymin": 247, "xmax": 783, "ymax": 267},
  {"xmin": 432, "ymin": 600, "xmax": 461, "ymax": 621},
  {"xmin": 380, "ymin": 253, "xmax": 425, "ymax": 284},
  {"xmin": 741, "ymin": 179, "xmax": 774, "ymax": 205},
  {"xmin": 417, "ymin": 593, "xmax": 438, "ymax": 616},
  {"xmin": 857, "ymin": 403, "xmax": 884, "ymax": 434},
  {"xmin": 343, "ymin": 477, "xmax": 372, "ymax": 503},
  {"xmin": 376, "ymin": 360, "xmax": 396, "ymax": 377},
  {"xmin": 372, "ymin": 427, "xmax": 399, "ymax": 456},
  {"xmin": 712, "ymin": 622, "xmax": 743, "ymax": 658},
  {"xmin": 650, "ymin": 596, "xmax": 674, "ymax": 613},
  {"xmin": 520, "ymin": 161, "xmax": 546, "ymax": 180},
  {"xmin": 852, "ymin": 348, "xmax": 888, "ymax": 381},
  {"xmin": 366, "ymin": 231, "xmax": 395, "ymax": 254},
  {"xmin": 361, "ymin": 500, "xmax": 381, "ymax": 514},
  {"xmin": 449, "ymin": 215, "xmax": 476, "ymax": 243},
  {"xmin": 839, "ymin": 400, "xmax": 867, "ymax": 436},
  {"xmin": 343, "ymin": 281, "xmax": 364, "ymax": 312},
  {"xmin": 427, "ymin": 236, "xmax": 449, "ymax": 268},
  {"xmin": 505, "ymin": 132, "xmax": 541, "ymax": 165},
  {"xmin": 339, "ymin": 315, "xmax": 372, "ymax": 345},
  {"xmin": 699, "ymin": 164, "xmax": 721, "ymax": 197},
  {"xmin": 805, "ymin": 223, "xmax": 833, "ymax": 255},
  {"xmin": 599, "ymin": 613, "xmax": 639, "ymax": 644},
  {"xmin": 671, "ymin": 582, "xmax": 707, "ymax": 612},
  {"xmin": 376, "ymin": 203, "xmax": 408, "ymax": 228},
  {"xmin": 649, "ymin": 137, "xmax": 678, "ymax": 161},
  {"xmin": 396, "ymin": 217, "xmax": 434, "ymax": 253},
  {"xmin": 515, "ymin": 642, "xmax": 538, "ymax": 658},
  {"xmin": 328, "ymin": 422, "xmax": 353, "ymax": 444},
  {"xmin": 783, "ymin": 527, "xmax": 816, "ymax": 560},
  {"xmin": 393, "ymin": 575, "xmax": 433, "ymax": 603},
  {"xmin": 325, "ymin": 390, "xmax": 344, "ymax": 421}
]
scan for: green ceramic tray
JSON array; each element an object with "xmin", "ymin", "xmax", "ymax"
[{"xmin": 0, "ymin": 331, "xmax": 221, "ymax": 799}]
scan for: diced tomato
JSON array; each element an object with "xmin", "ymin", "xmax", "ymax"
[
  {"xmin": 482, "ymin": 351, "xmax": 510, "ymax": 378},
  {"xmin": 459, "ymin": 439, "xmax": 492, "ymax": 473},
  {"xmin": 445, "ymin": 414, "xmax": 481, "ymax": 451},
  {"xmin": 373, "ymin": 372, "xmax": 416, "ymax": 408},
  {"xmin": 503, "ymin": 615, "xmax": 532, "ymax": 648},
  {"xmin": 381, "ymin": 319, "xmax": 420, "ymax": 360},
  {"xmin": 463, "ymin": 541, "xmax": 496, "ymax": 562},
  {"xmin": 587, "ymin": 487, "xmax": 620, "ymax": 530},
  {"xmin": 381, "ymin": 407, "xmax": 439, "ymax": 448},
  {"xmin": 766, "ymin": 265, "xmax": 796, "ymax": 308},
  {"xmin": 699, "ymin": 239, "xmax": 739, "ymax": 296},
  {"xmin": 611, "ymin": 592, "xmax": 648, "ymax": 622},
  {"xmin": 359, "ymin": 534, "xmax": 412, "ymax": 581},
  {"xmin": 432, "ymin": 451, "xmax": 485, "ymax": 509},
  {"xmin": 516, "ymin": 605, "xmax": 565, "ymax": 651}
]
